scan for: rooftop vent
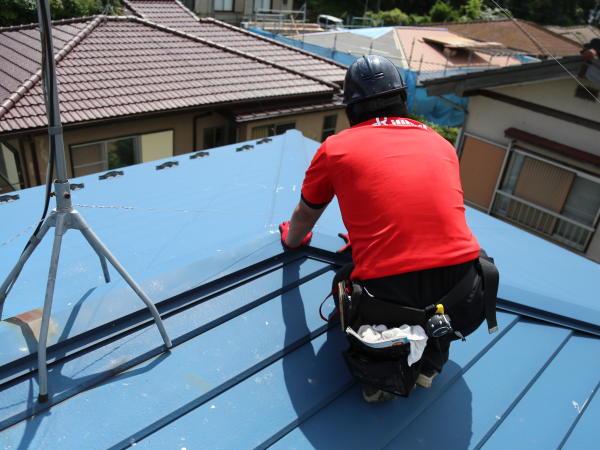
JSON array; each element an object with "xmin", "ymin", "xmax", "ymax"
[
  {"xmin": 236, "ymin": 145, "xmax": 254, "ymax": 152},
  {"xmin": 0, "ymin": 194, "xmax": 19, "ymax": 204},
  {"xmin": 99, "ymin": 171, "xmax": 124, "ymax": 180},
  {"xmin": 256, "ymin": 138, "xmax": 272, "ymax": 145},
  {"xmin": 156, "ymin": 161, "xmax": 179, "ymax": 170},
  {"xmin": 70, "ymin": 183, "xmax": 85, "ymax": 191},
  {"xmin": 190, "ymin": 151, "xmax": 209, "ymax": 159}
]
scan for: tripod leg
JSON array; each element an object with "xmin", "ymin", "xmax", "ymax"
[
  {"xmin": 38, "ymin": 214, "xmax": 67, "ymax": 403},
  {"xmin": 79, "ymin": 227, "xmax": 172, "ymax": 350},
  {"xmin": 81, "ymin": 232, "xmax": 111, "ymax": 283},
  {"xmin": 0, "ymin": 222, "xmax": 52, "ymax": 319}
]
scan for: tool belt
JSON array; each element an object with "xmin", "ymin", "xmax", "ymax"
[{"xmin": 320, "ymin": 251, "xmax": 500, "ymax": 397}]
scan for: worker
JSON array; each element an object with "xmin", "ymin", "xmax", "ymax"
[{"xmin": 279, "ymin": 54, "xmax": 497, "ymax": 403}]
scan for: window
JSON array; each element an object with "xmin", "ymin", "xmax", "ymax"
[
  {"xmin": 251, "ymin": 125, "xmax": 270, "ymax": 140},
  {"xmin": 254, "ymin": 0, "xmax": 271, "ymax": 12},
  {"xmin": 70, "ymin": 131, "xmax": 173, "ymax": 178},
  {"xmin": 251, "ymin": 121, "xmax": 296, "ymax": 140},
  {"xmin": 321, "ymin": 114, "xmax": 337, "ymax": 141},
  {"xmin": 204, "ymin": 127, "xmax": 225, "ymax": 150},
  {"xmin": 560, "ymin": 176, "xmax": 600, "ymax": 227},
  {"xmin": 273, "ymin": 121, "xmax": 295, "ymax": 135},
  {"xmin": 214, "ymin": 0, "xmax": 233, "ymax": 11},
  {"xmin": 0, "ymin": 142, "xmax": 24, "ymax": 192}
]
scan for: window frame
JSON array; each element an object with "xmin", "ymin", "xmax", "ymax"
[
  {"xmin": 0, "ymin": 140, "xmax": 25, "ymax": 191},
  {"xmin": 321, "ymin": 114, "xmax": 338, "ymax": 142},
  {"xmin": 70, "ymin": 134, "xmax": 140, "ymax": 178},
  {"xmin": 214, "ymin": 0, "xmax": 234, "ymax": 12}
]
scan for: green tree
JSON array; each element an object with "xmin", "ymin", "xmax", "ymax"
[
  {"xmin": 0, "ymin": 0, "xmax": 121, "ymax": 27},
  {"xmin": 429, "ymin": 1, "xmax": 461, "ymax": 23},
  {"xmin": 462, "ymin": 0, "xmax": 483, "ymax": 20},
  {"xmin": 365, "ymin": 8, "xmax": 410, "ymax": 26}
]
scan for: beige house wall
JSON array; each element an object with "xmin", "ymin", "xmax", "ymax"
[
  {"xmin": 238, "ymin": 107, "xmax": 349, "ymax": 143},
  {"xmin": 7, "ymin": 107, "xmax": 348, "ymax": 187},
  {"xmin": 465, "ymin": 78, "xmax": 600, "ymax": 159}
]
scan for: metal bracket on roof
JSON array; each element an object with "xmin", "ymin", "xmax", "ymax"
[
  {"xmin": 256, "ymin": 138, "xmax": 272, "ymax": 144},
  {"xmin": 190, "ymin": 151, "xmax": 209, "ymax": 159},
  {"xmin": 0, "ymin": 194, "xmax": 20, "ymax": 204},
  {"xmin": 156, "ymin": 161, "xmax": 179, "ymax": 170},
  {"xmin": 70, "ymin": 183, "xmax": 85, "ymax": 191},
  {"xmin": 99, "ymin": 170, "xmax": 124, "ymax": 180},
  {"xmin": 236, "ymin": 145, "xmax": 254, "ymax": 152}
]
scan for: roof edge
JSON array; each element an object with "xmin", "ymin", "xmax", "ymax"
[
  {"xmin": 0, "ymin": 16, "xmax": 103, "ymax": 121},
  {"xmin": 0, "ymin": 15, "xmax": 100, "ymax": 33},
  {"xmin": 421, "ymin": 54, "xmax": 585, "ymax": 86},
  {"xmin": 127, "ymin": 16, "xmax": 341, "ymax": 91}
]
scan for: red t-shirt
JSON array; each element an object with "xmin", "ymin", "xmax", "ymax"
[{"xmin": 302, "ymin": 117, "xmax": 480, "ymax": 281}]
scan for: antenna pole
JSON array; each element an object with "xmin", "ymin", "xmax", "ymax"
[{"xmin": 0, "ymin": 0, "xmax": 172, "ymax": 404}]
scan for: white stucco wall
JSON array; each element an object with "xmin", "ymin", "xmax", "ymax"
[{"xmin": 464, "ymin": 77, "xmax": 600, "ymax": 158}]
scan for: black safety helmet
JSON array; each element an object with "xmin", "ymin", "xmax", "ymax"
[{"xmin": 342, "ymin": 54, "xmax": 408, "ymax": 109}]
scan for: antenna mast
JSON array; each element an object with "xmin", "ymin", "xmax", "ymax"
[{"xmin": 0, "ymin": 0, "xmax": 172, "ymax": 403}]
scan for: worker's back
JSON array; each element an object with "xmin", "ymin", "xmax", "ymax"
[{"xmin": 302, "ymin": 117, "xmax": 480, "ymax": 281}]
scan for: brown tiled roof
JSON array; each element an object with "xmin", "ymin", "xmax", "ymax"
[
  {"xmin": 0, "ymin": 16, "xmax": 337, "ymax": 134},
  {"xmin": 545, "ymin": 25, "xmax": 600, "ymax": 46},
  {"xmin": 427, "ymin": 20, "xmax": 582, "ymax": 57},
  {"xmin": 121, "ymin": 0, "xmax": 347, "ymax": 83}
]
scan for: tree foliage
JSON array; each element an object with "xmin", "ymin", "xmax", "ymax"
[
  {"xmin": 0, "ymin": 0, "xmax": 122, "ymax": 27},
  {"xmin": 306, "ymin": 0, "xmax": 598, "ymax": 27}
]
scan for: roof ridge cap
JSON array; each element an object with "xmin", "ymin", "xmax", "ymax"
[
  {"xmin": 200, "ymin": 17, "xmax": 349, "ymax": 70},
  {"xmin": 129, "ymin": 16, "xmax": 340, "ymax": 91},
  {"xmin": 174, "ymin": 0, "xmax": 203, "ymax": 21},
  {"xmin": 0, "ymin": 16, "xmax": 103, "ymax": 121},
  {"xmin": 120, "ymin": 0, "xmax": 146, "ymax": 18}
]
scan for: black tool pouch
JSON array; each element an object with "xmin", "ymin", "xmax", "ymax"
[
  {"xmin": 338, "ymin": 279, "xmax": 363, "ymax": 332},
  {"xmin": 341, "ymin": 337, "xmax": 422, "ymax": 398}
]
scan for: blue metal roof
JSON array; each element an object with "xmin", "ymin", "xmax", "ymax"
[{"xmin": 0, "ymin": 129, "xmax": 599, "ymax": 449}]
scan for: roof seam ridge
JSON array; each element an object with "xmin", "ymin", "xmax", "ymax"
[
  {"xmin": 128, "ymin": 16, "xmax": 340, "ymax": 91},
  {"xmin": 0, "ymin": 16, "xmax": 103, "ymax": 121},
  {"xmin": 199, "ymin": 17, "xmax": 350, "ymax": 70}
]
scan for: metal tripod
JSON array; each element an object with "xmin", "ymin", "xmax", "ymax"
[{"xmin": 0, "ymin": 0, "xmax": 172, "ymax": 403}]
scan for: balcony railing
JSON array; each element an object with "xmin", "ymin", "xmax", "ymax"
[{"xmin": 491, "ymin": 191, "xmax": 595, "ymax": 251}]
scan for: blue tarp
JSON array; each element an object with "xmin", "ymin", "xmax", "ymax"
[{"xmin": 249, "ymin": 27, "xmax": 470, "ymax": 127}]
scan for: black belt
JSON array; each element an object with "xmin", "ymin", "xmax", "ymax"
[{"xmin": 357, "ymin": 258, "xmax": 499, "ymax": 334}]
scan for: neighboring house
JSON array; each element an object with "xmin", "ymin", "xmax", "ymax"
[
  {"xmin": 426, "ymin": 19, "xmax": 582, "ymax": 59},
  {"xmin": 0, "ymin": 12, "xmax": 348, "ymax": 191},
  {"xmin": 178, "ymin": 0, "xmax": 289, "ymax": 25},
  {"xmin": 1, "ymin": 130, "xmax": 600, "ymax": 448},
  {"xmin": 545, "ymin": 24, "xmax": 600, "ymax": 46},
  {"xmin": 295, "ymin": 26, "xmax": 523, "ymax": 76},
  {"xmin": 423, "ymin": 55, "xmax": 600, "ymax": 263},
  {"xmin": 294, "ymin": 26, "xmax": 523, "ymax": 126}
]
